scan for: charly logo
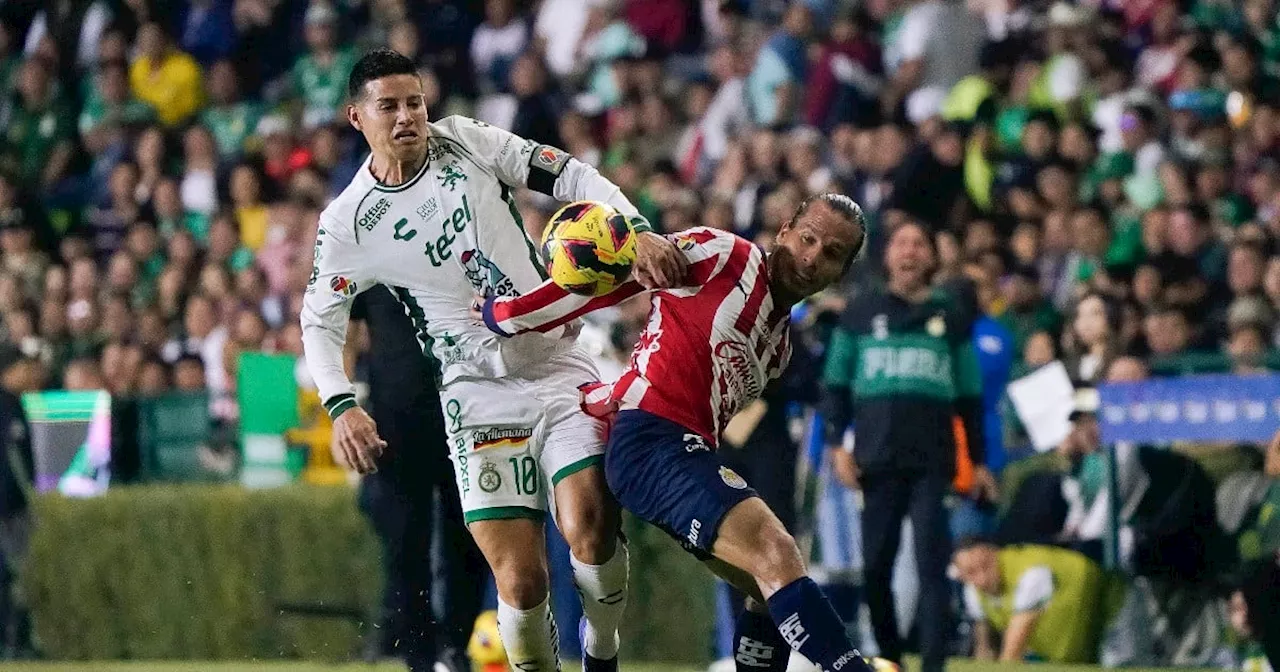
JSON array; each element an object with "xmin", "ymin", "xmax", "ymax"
[
  {"xmin": 358, "ymin": 197, "xmax": 391, "ymax": 232},
  {"xmin": 683, "ymin": 433, "xmax": 710, "ymax": 453},
  {"xmin": 478, "ymin": 460, "xmax": 502, "ymax": 493},
  {"xmin": 393, "ymin": 217, "xmax": 417, "ymax": 242}
]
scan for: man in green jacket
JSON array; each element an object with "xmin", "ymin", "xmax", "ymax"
[{"xmin": 821, "ymin": 219, "xmax": 993, "ymax": 672}]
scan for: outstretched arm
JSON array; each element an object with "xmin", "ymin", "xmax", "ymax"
[
  {"xmin": 482, "ymin": 278, "xmax": 648, "ymax": 337},
  {"xmin": 481, "ymin": 227, "xmax": 734, "ymax": 337}
]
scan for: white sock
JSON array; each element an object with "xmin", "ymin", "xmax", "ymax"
[
  {"xmin": 571, "ymin": 541, "xmax": 629, "ymax": 660},
  {"xmin": 496, "ymin": 595, "xmax": 561, "ymax": 672}
]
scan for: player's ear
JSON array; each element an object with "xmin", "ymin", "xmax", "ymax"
[{"xmin": 347, "ymin": 105, "xmax": 362, "ymax": 132}]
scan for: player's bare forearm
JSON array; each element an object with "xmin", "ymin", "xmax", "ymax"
[{"xmin": 998, "ymin": 610, "xmax": 1041, "ymax": 663}]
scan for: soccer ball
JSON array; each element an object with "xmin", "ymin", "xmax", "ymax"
[{"xmin": 541, "ymin": 200, "xmax": 638, "ymax": 297}]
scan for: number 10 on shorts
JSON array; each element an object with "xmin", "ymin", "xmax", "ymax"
[
  {"xmin": 477, "ymin": 455, "xmax": 539, "ymax": 495},
  {"xmin": 508, "ymin": 456, "xmax": 538, "ymax": 495}
]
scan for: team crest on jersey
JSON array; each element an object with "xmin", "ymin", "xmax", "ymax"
[
  {"xmin": 330, "ymin": 276, "xmax": 357, "ymax": 299},
  {"xmin": 478, "ymin": 460, "xmax": 502, "ymax": 493},
  {"xmin": 438, "ymin": 161, "xmax": 468, "ymax": 191},
  {"xmin": 719, "ymin": 466, "xmax": 748, "ymax": 490},
  {"xmin": 927, "ymin": 314, "xmax": 946, "ymax": 337},
  {"xmin": 872, "ymin": 314, "xmax": 889, "ymax": 340},
  {"xmin": 461, "ymin": 249, "xmax": 517, "ymax": 298}
]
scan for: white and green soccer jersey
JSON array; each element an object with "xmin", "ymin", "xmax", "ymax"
[{"xmin": 301, "ymin": 115, "xmax": 641, "ymax": 418}]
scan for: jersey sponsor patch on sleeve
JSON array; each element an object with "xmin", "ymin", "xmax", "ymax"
[{"xmin": 527, "ymin": 144, "xmax": 571, "ymax": 195}]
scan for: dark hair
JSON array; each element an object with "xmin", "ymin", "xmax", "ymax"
[
  {"xmin": 175, "ymin": 353, "xmax": 205, "ymax": 370},
  {"xmin": 347, "ymin": 49, "xmax": 420, "ymax": 100},
  {"xmin": 794, "ymin": 193, "xmax": 868, "ymax": 270},
  {"xmin": 954, "ymin": 534, "xmax": 998, "ymax": 553}
]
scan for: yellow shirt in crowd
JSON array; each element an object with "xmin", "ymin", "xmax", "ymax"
[
  {"xmin": 130, "ymin": 52, "xmax": 204, "ymax": 127},
  {"xmin": 236, "ymin": 205, "xmax": 268, "ymax": 252}
]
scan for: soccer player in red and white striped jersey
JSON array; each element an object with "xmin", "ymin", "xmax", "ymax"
[{"xmin": 482, "ymin": 194, "xmax": 884, "ymax": 672}]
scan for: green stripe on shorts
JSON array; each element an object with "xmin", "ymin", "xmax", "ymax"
[
  {"xmin": 551, "ymin": 454, "xmax": 603, "ymax": 487},
  {"xmin": 464, "ymin": 506, "xmax": 545, "ymax": 525}
]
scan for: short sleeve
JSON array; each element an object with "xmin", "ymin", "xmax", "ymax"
[
  {"xmin": 963, "ymin": 584, "xmax": 986, "ymax": 621},
  {"xmin": 1011, "ymin": 566, "xmax": 1054, "ymax": 613}
]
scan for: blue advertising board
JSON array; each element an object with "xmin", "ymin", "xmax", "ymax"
[{"xmin": 1098, "ymin": 373, "xmax": 1280, "ymax": 445}]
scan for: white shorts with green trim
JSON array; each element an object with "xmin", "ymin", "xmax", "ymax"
[{"xmin": 440, "ymin": 351, "xmax": 605, "ymax": 525}]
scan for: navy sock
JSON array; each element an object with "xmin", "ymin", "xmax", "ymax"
[
  {"xmin": 766, "ymin": 577, "xmax": 870, "ymax": 672},
  {"xmin": 734, "ymin": 608, "xmax": 789, "ymax": 672}
]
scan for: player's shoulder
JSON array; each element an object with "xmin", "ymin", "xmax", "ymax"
[
  {"xmin": 320, "ymin": 166, "xmax": 378, "ymax": 243},
  {"xmin": 428, "ymin": 115, "xmax": 506, "ymax": 147},
  {"xmin": 669, "ymin": 226, "xmax": 743, "ymax": 253}
]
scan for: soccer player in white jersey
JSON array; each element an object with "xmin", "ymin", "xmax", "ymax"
[{"xmin": 300, "ymin": 50, "xmax": 685, "ymax": 672}]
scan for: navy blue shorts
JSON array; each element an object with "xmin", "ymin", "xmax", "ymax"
[{"xmin": 604, "ymin": 409, "xmax": 758, "ymax": 559}]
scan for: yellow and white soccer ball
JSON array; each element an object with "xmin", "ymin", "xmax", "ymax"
[{"xmin": 541, "ymin": 200, "xmax": 638, "ymax": 297}]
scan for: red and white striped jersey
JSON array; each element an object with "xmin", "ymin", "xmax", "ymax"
[{"xmin": 483, "ymin": 226, "xmax": 792, "ymax": 445}]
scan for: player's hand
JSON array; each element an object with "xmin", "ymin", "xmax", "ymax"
[
  {"xmin": 830, "ymin": 448, "xmax": 860, "ymax": 489},
  {"xmin": 633, "ymin": 230, "xmax": 686, "ymax": 289},
  {"xmin": 470, "ymin": 295, "xmax": 485, "ymax": 323},
  {"xmin": 332, "ymin": 406, "xmax": 386, "ymax": 474},
  {"xmin": 971, "ymin": 465, "xmax": 999, "ymax": 502}
]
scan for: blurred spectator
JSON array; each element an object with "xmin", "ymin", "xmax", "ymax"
[
  {"xmin": 884, "ymin": 0, "xmax": 985, "ymax": 123},
  {"xmin": 79, "ymin": 60, "xmax": 154, "ymax": 185},
  {"xmin": 178, "ymin": 0, "xmax": 237, "ymax": 66},
  {"xmin": 129, "ymin": 23, "xmax": 204, "ymax": 127},
  {"xmin": 953, "ymin": 536, "xmax": 1125, "ymax": 664},
  {"xmin": 470, "ymin": 0, "xmax": 527, "ymax": 95},
  {"xmin": 22, "ymin": 0, "xmax": 114, "ymax": 75},
  {"xmin": 0, "ymin": 58, "xmax": 75, "ymax": 192},
  {"xmin": 291, "ymin": 3, "xmax": 356, "ymax": 130},
  {"xmin": 746, "ymin": 2, "xmax": 812, "ymax": 127},
  {"xmin": 201, "ymin": 60, "xmax": 263, "ymax": 160}
]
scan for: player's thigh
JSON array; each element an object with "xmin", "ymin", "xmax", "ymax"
[
  {"xmin": 439, "ymin": 379, "xmax": 549, "ymax": 525},
  {"xmin": 604, "ymin": 409, "xmax": 757, "ymax": 558},
  {"xmin": 712, "ymin": 496, "xmax": 806, "ymax": 593},
  {"xmin": 703, "ymin": 555, "xmax": 766, "ymax": 604}
]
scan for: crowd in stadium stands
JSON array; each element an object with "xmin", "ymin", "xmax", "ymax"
[{"xmin": 1, "ymin": 0, "xmax": 1280, "ymax": 667}]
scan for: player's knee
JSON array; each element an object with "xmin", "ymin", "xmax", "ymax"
[
  {"xmin": 491, "ymin": 557, "xmax": 550, "ymax": 609},
  {"xmin": 560, "ymin": 504, "xmax": 617, "ymax": 564},
  {"xmin": 753, "ymin": 529, "xmax": 806, "ymax": 591}
]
